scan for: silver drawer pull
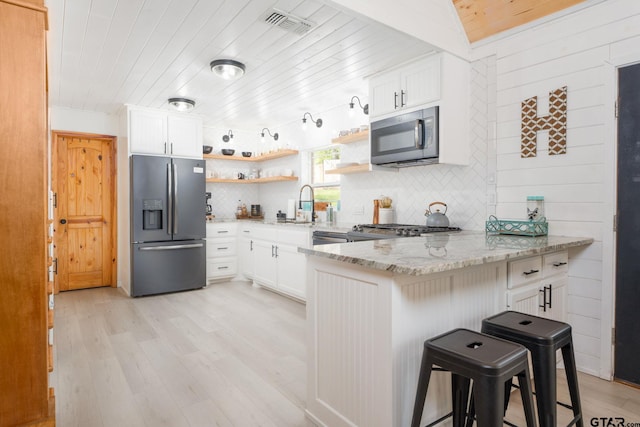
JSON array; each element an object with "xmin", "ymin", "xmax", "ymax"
[
  {"xmin": 523, "ymin": 269, "xmax": 539, "ymax": 276},
  {"xmin": 217, "ymin": 230, "xmax": 229, "ymax": 234},
  {"xmin": 217, "ymin": 266, "xmax": 229, "ymax": 270},
  {"xmin": 552, "ymin": 262, "xmax": 567, "ymax": 267},
  {"xmin": 217, "ymin": 247, "xmax": 229, "ymax": 250}
]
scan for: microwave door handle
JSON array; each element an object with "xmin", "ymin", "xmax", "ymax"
[{"xmin": 415, "ymin": 119, "xmax": 425, "ymax": 149}]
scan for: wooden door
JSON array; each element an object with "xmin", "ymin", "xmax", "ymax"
[{"xmin": 52, "ymin": 132, "xmax": 117, "ymax": 292}]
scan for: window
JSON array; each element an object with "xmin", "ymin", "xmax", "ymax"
[{"xmin": 311, "ymin": 146, "xmax": 340, "ymax": 208}]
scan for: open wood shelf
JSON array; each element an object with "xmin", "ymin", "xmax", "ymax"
[
  {"xmin": 331, "ymin": 129, "xmax": 369, "ymax": 144},
  {"xmin": 326, "ymin": 163, "xmax": 371, "ymax": 175},
  {"xmin": 204, "ymin": 149, "xmax": 298, "ymax": 162},
  {"xmin": 206, "ymin": 176, "xmax": 298, "ymax": 184}
]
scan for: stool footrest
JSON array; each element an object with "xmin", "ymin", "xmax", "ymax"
[
  {"xmin": 424, "ymin": 411, "xmax": 453, "ymax": 427},
  {"xmin": 511, "ymin": 383, "xmax": 576, "ymax": 412}
]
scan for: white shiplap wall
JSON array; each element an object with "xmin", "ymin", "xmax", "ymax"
[{"xmin": 473, "ymin": 0, "xmax": 640, "ymax": 378}]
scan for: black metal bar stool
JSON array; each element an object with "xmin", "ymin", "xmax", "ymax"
[
  {"xmin": 411, "ymin": 328, "xmax": 537, "ymax": 427},
  {"xmin": 481, "ymin": 311, "xmax": 583, "ymax": 427}
]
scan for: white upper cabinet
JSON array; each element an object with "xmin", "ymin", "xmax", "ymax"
[
  {"xmin": 368, "ymin": 52, "xmax": 470, "ymax": 165},
  {"xmin": 128, "ymin": 106, "xmax": 203, "ymax": 159},
  {"xmin": 129, "ymin": 109, "xmax": 168, "ymax": 155},
  {"xmin": 167, "ymin": 115, "xmax": 202, "ymax": 158},
  {"xmin": 369, "ymin": 55, "xmax": 440, "ymax": 118}
]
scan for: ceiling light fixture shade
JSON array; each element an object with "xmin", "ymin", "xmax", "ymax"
[
  {"xmin": 222, "ymin": 129, "xmax": 234, "ymax": 142},
  {"xmin": 349, "ymin": 95, "xmax": 369, "ymax": 115},
  {"xmin": 260, "ymin": 127, "xmax": 279, "ymax": 143},
  {"xmin": 302, "ymin": 112, "xmax": 323, "ymax": 130},
  {"xmin": 168, "ymin": 97, "xmax": 195, "ymax": 111},
  {"xmin": 210, "ymin": 59, "xmax": 246, "ymax": 80}
]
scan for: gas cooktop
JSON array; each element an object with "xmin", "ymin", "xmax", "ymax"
[{"xmin": 348, "ymin": 223, "xmax": 461, "ymax": 241}]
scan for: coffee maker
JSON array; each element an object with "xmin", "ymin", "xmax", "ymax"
[{"xmin": 205, "ymin": 192, "xmax": 212, "ymax": 215}]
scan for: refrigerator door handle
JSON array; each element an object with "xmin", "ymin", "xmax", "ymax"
[
  {"xmin": 173, "ymin": 162, "xmax": 179, "ymax": 234},
  {"xmin": 139, "ymin": 243, "xmax": 204, "ymax": 251},
  {"xmin": 167, "ymin": 163, "xmax": 172, "ymax": 235}
]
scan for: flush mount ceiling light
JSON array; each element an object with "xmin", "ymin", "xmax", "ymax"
[
  {"xmin": 260, "ymin": 127, "xmax": 279, "ymax": 143},
  {"xmin": 349, "ymin": 95, "xmax": 369, "ymax": 115},
  {"xmin": 222, "ymin": 129, "xmax": 234, "ymax": 142},
  {"xmin": 302, "ymin": 112, "xmax": 323, "ymax": 130},
  {"xmin": 210, "ymin": 59, "xmax": 246, "ymax": 80},
  {"xmin": 168, "ymin": 97, "xmax": 195, "ymax": 111}
]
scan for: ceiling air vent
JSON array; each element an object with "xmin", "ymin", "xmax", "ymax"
[{"xmin": 262, "ymin": 8, "xmax": 314, "ymax": 36}]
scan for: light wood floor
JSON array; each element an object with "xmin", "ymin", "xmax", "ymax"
[
  {"xmin": 51, "ymin": 281, "xmax": 307, "ymax": 427},
  {"xmin": 51, "ymin": 281, "xmax": 640, "ymax": 426}
]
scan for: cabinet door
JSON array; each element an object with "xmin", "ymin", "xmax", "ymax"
[
  {"xmin": 507, "ymin": 285, "xmax": 540, "ymax": 316},
  {"xmin": 401, "ymin": 56, "xmax": 440, "ymax": 109},
  {"xmin": 252, "ymin": 239, "xmax": 277, "ymax": 289},
  {"xmin": 130, "ymin": 109, "xmax": 167, "ymax": 155},
  {"xmin": 168, "ymin": 115, "xmax": 203, "ymax": 159},
  {"xmin": 275, "ymin": 244, "xmax": 306, "ymax": 300},
  {"xmin": 239, "ymin": 236, "xmax": 254, "ymax": 279},
  {"xmin": 369, "ymin": 73, "xmax": 400, "ymax": 118},
  {"xmin": 538, "ymin": 277, "xmax": 567, "ymax": 322}
]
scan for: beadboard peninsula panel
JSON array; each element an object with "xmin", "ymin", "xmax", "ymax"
[
  {"xmin": 315, "ymin": 271, "xmax": 380, "ymax": 427},
  {"xmin": 306, "ymin": 256, "xmax": 506, "ymax": 427},
  {"xmin": 308, "ymin": 265, "xmax": 393, "ymax": 427}
]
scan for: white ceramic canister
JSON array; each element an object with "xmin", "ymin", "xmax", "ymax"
[{"xmin": 379, "ymin": 208, "xmax": 394, "ymax": 224}]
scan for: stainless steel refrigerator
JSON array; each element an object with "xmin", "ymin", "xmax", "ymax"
[{"xmin": 130, "ymin": 155, "xmax": 206, "ymax": 296}]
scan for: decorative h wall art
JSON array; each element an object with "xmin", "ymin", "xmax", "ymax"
[{"xmin": 520, "ymin": 86, "xmax": 567, "ymax": 158}]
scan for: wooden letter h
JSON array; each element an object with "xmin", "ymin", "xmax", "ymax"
[{"xmin": 520, "ymin": 86, "xmax": 567, "ymax": 158}]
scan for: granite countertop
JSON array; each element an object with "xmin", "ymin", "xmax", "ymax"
[{"xmin": 298, "ymin": 231, "xmax": 593, "ymax": 276}]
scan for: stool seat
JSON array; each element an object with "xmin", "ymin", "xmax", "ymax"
[
  {"xmin": 427, "ymin": 328, "xmax": 530, "ymax": 377},
  {"xmin": 483, "ymin": 310, "xmax": 571, "ymax": 346},
  {"xmin": 411, "ymin": 328, "xmax": 536, "ymax": 427},
  {"xmin": 482, "ymin": 311, "xmax": 583, "ymax": 427}
]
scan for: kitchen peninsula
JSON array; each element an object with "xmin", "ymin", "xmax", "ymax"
[{"xmin": 299, "ymin": 231, "xmax": 593, "ymax": 427}]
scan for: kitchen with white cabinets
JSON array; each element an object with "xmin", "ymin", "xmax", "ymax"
[{"xmin": 21, "ymin": 0, "xmax": 640, "ymax": 426}]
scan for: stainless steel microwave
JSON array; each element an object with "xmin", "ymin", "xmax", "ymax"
[{"xmin": 370, "ymin": 106, "xmax": 439, "ymax": 168}]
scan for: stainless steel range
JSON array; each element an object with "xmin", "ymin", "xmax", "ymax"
[
  {"xmin": 312, "ymin": 223, "xmax": 462, "ymax": 246},
  {"xmin": 348, "ymin": 223, "xmax": 461, "ymax": 241}
]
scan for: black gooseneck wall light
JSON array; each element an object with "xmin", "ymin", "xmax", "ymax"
[{"xmin": 301, "ymin": 112, "xmax": 323, "ymax": 130}]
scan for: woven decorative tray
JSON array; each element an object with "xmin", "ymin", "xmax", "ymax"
[{"xmin": 485, "ymin": 215, "xmax": 548, "ymax": 237}]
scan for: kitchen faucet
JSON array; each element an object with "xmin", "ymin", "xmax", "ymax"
[{"xmin": 299, "ymin": 184, "xmax": 315, "ymax": 223}]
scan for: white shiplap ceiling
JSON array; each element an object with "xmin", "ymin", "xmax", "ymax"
[{"xmin": 46, "ymin": 0, "xmax": 437, "ymax": 130}]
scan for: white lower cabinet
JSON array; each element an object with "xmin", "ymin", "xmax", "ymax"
[
  {"xmin": 248, "ymin": 225, "xmax": 309, "ymax": 301},
  {"xmin": 253, "ymin": 238, "xmax": 278, "ymax": 288},
  {"xmin": 506, "ymin": 250, "xmax": 568, "ymax": 322},
  {"xmin": 238, "ymin": 224, "xmax": 254, "ymax": 280},
  {"xmin": 206, "ymin": 222, "xmax": 238, "ymax": 282},
  {"xmin": 275, "ymin": 242, "xmax": 307, "ymax": 299}
]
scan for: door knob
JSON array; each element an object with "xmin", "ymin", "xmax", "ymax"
[{"xmin": 60, "ymin": 219, "xmax": 67, "ymax": 224}]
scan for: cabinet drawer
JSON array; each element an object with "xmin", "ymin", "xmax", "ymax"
[
  {"xmin": 206, "ymin": 222, "xmax": 237, "ymax": 237},
  {"xmin": 207, "ymin": 258, "xmax": 237, "ymax": 278},
  {"xmin": 543, "ymin": 251, "xmax": 568, "ymax": 278},
  {"xmin": 206, "ymin": 238, "xmax": 236, "ymax": 257},
  {"xmin": 508, "ymin": 256, "xmax": 542, "ymax": 289}
]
